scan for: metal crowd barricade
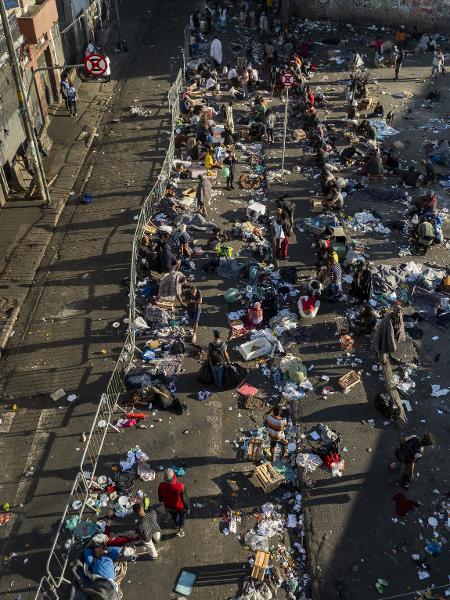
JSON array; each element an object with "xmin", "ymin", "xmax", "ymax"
[
  {"xmin": 45, "ymin": 473, "xmax": 90, "ymax": 589},
  {"xmin": 35, "ymin": 576, "xmax": 59, "ymax": 599},
  {"xmin": 35, "ymin": 66, "xmax": 186, "ymax": 600}
]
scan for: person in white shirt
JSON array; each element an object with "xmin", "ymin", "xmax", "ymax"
[
  {"xmin": 205, "ymin": 75, "xmax": 218, "ymax": 91},
  {"xmin": 431, "ymin": 47, "xmax": 445, "ymax": 77},
  {"xmin": 210, "ymin": 38, "xmax": 223, "ymax": 68}
]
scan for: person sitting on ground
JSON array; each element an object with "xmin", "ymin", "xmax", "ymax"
[
  {"xmin": 205, "ymin": 146, "xmax": 219, "ymax": 173},
  {"xmin": 246, "ymin": 301, "xmax": 264, "ymax": 329},
  {"xmin": 324, "ymin": 182, "xmax": 344, "ymax": 213},
  {"xmin": 410, "ymin": 190, "xmax": 437, "ymax": 216},
  {"xmin": 157, "ymin": 232, "xmax": 178, "ymax": 273},
  {"xmin": 392, "ymin": 432, "xmax": 436, "ymax": 488},
  {"xmin": 339, "ymin": 145, "xmax": 359, "ymax": 165},
  {"xmin": 349, "ymin": 260, "xmax": 372, "ymax": 304},
  {"xmin": 321, "ymin": 168, "xmax": 336, "ymax": 195},
  {"xmin": 426, "ymin": 87, "xmax": 441, "ymax": 102},
  {"xmin": 401, "ymin": 165, "xmax": 423, "ymax": 188},
  {"xmin": 158, "ymin": 269, "xmax": 187, "ymax": 305},
  {"xmin": 207, "ymin": 226, "xmax": 228, "ymax": 250},
  {"xmin": 368, "ymin": 99, "xmax": 384, "ymax": 118},
  {"xmin": 354, "ymin": 304, "xmax": 378, "ymax": 336},
  {"xmin": 83, "ymin": 544, "xmax": 122, "ymax": 583},
  {"xmin": 264, "ymin": 405, "xmax": 289, "ymax": 463},
  {"xmin": 176, "ymin": 224, "xmax": 192, "ymax": 257},
  {"xmin": 383, "ymin": 149, "xmax": 400, "ymax": 174},
  {"xmin": 366, "ymin": 149, "xmax": 384, "ymax": 177},
  {"xmin": 412, "ymin": 217, "xmax": 435, "ymax": 254},
  {"xmin": 298, "ymin": 291, "xmax": 320, "ymax": 319}
]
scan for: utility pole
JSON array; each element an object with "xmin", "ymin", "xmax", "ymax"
[
  {"xmin": 113, "ymin": 0, "xmax": 122, "ymax": 51},
  {"xmin": 0, "ymin": 0, "xmax": 51, "ymax": 206}
]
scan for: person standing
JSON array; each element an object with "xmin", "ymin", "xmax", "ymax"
[
  {"xmin": 265, "ymin": 109, "xmax": 275, "ymax": 143},
  {"xmin": 158, "ymin": 468, "xmax": 190, "ymax": 537},
  {"xmin": 196, "ymin": 174, "xmax": 212, "ymax": 217},
  {"xmin": 273, "ymin": 207, "xmax": 291, "ymax": 259},
  {"xmin": 66, "ymin": 82, "xmax": 78, "ymax": 117},
  {"xmin": 210, "ymin": 37, "xmax": 223, "ymax": 69},
  {"xmin": 183, "ymin": 284, "xmax": 202, "ymax": 343},
  {"xmin": 223, "ymin": 151, "xmax": 237, "ymax": 191},
  {"xmin": 264, "ymin": 405, "xmax": 289, "ymax": 462},
  {"xmin": 132, "ymin": 503, "xmax": 161, "ymax": 560},
  {"xmin": 392, "ymin": 433, "xmax": 436, "ymax": 488},
  {"xmin": 225, "ymin": 101, "xmax": 234, "ymax": 133},
  {"xmin": 395, "ymin": 25, "xmax": 406, "ymax": 49},
  {"xmin": 431, "ymin": 47, "xmax": 445, "ymax": 77},
  {"xmin": 394, "ymin": 48, "xmax": 404, "ymax": 80},
  {"xmin": 207, "ymin": 330, "xmax": 230, "ymax": 387},
  {"xmin": 104, "ymin": 56, "xmax": 111, "ymax": 83}
]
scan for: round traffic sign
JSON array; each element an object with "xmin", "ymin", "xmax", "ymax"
[
  {"xmin": 84, "ymin": 53, "xmax": 107, "ymax": 77},
  {"xmin": 281, "ymin": 71, "xmax": 294, "ymax": 88}
]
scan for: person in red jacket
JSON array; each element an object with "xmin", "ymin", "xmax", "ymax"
[{"xmin": 158, "ymin": 468, "xmax": 190, "ymax": 537}]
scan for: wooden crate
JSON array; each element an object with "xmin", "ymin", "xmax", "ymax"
[
  {"xmin": 309, "ymin": 198, "xmax": 323, "ymax": 213},
  {"xmin": 338, "ymin": 370, "xmax": 361, "ymax": 394},
  {"xmin": 246, "ymin": 437, "xmax": 263, "ymax": 461},
  {"xmin": 251, "ymin": 551, "xmax": 270, "ymax": 581},
  {"xmin": 335, "ymin": 316, "xmax": 350, "ymax": 335},
  {"xmin": 252, "ymin": 463, "xmax": 284, "ymax": 493}
]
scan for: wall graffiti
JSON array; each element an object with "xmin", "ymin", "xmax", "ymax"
[{"xmin": 295, "ymin": 0, "xmax": 450, "ymax": 28}]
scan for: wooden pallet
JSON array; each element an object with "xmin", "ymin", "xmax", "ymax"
[
  {"xmin": 252, "ymin": 463, "xmax": 284, "ymax": 493},
  {"xmin": 339, "ymin": 370, "xmax": 361, "ymax": 394},
  {"xmin": 246, "ymin": 437, "xmax": 263, "ymax": 461},
  {"xmin": 251, "ymin": 551, "xmax": 270, "ymax": 581}
]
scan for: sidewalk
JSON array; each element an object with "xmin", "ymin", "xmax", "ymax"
[{"xmin": 0, "ymin": 50, "xmax": 125, "ymax": 352}]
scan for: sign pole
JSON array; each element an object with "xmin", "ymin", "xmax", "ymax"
[{"xmin": 281, "ymin": 87, "xmax": 289, "ymax": 174}]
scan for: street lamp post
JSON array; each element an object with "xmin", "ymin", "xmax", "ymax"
[{"xmin": 0, "ymin": 0, "xmax": 52, "ymax": 206}]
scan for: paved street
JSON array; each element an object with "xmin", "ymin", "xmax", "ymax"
[{"xmin": 0, "ymin": 3, "xmax": 450, "ymax": 600}]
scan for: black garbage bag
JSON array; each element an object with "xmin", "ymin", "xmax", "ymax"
[
  {"xmin": 196, "ymin": 361, "xmax": 213, "ymax": 384},
  {"xmin": 223, "ymin": 363, "xmax": 247, "ymax": 390}
]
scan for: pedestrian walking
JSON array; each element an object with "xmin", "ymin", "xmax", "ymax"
[
  {"xmin": 392, "ymin": 433, "xmax": 436, "ymax": 488},
  {"xmin": 183, "ymin": 284, "xmax": 202, "ymax": 343},
  {"xmin": 158, "ymin": 468, "xmax": 190, "ymax": 537},
  {"xmin": 223, "ymin": 151, "xmax": 237, "ymax": 190},
  {"xmin": 431, "ymin": 47, "xmax": 445, "ymax": 77},
  {"xmin": 225, "ymin": 101, "xmax": 234, "ymax": 133},
  {"xmin": 132, "ymin": 503, "xmax": 161, "ymax": 559},
  {"xmin": 207, "ymin": 329, "xmax": 230, "ymax": 387},
  {"xmin": 60, "ymin": 74, "xmax": 70, "ymax": 111},
  {"xmin": 394, "ymin": 49, "xmax": 404, "ymax": 80},
  {"xmin": 66, "ymin": 83, "xmax": 78, "ymax": 116}
]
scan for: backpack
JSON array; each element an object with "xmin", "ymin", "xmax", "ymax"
[
  {"xmin": 209, "ymin": 342, "xmax": 224, "ymax": 366},
  {"xmin": 374, "ymin": 393, "xmax": 400, "ymax": 420},
  {"xmin": 394, "ymin": 437, "xmax": 421, "ymax": 464}
]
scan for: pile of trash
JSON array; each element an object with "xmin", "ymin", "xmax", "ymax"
[
  {"xmin": 236, "ymin": 501, "xmax": 310, "ymax": 600},
  {"xmin": 347, "ymin": 210, "xmax": 391, "ymax": 235}
]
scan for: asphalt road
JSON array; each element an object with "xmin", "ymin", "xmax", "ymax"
[{"xmin": 0, "ymin": 6, "xmax": 449, "ymax": 600}]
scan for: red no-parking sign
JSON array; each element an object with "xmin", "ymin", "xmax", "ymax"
[
  {"xmin": 281, "ymin": 71, "xmax": 294, "ymax": 89},
  {"xmin": 84, "ymin": 53, "xmax": 108, "ymax": 77}
]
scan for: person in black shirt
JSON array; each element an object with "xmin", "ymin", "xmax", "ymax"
[
  {"xmin": 223, "ymin": 152, "xmax": 237, "ymax": 190},
  {"xmin": 158, "ymin": 232, "xmax": 178, "ymax": 273},
  {"xmin": 133, "ymin": 503, "xmax": 161, "ymax": 559}
]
